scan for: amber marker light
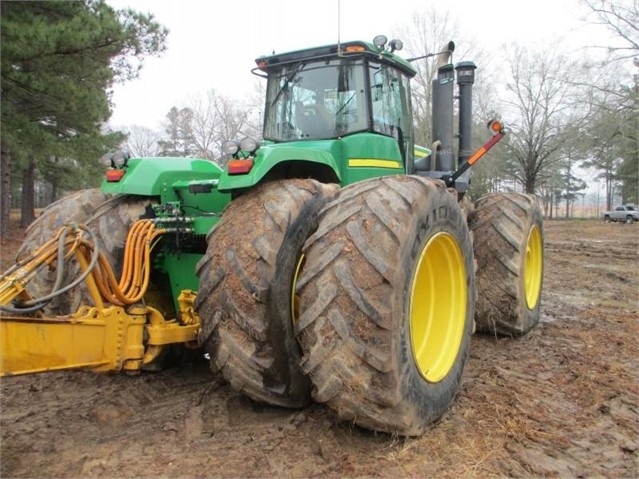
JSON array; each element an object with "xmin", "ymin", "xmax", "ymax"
[
  {"xmin": 228, "ymin": 159, "xmax": 254, "ymax": 175},
  {"xmin": 488, "ymin": 120, "xmax": 504, "ymax": 135},
  {"xmin": 106, "ymin": 169, "xmax": 125, "ymax": 182},
  {"xmin": 345, "ymin": 45, "xmax": 366, "ymax": 53}
]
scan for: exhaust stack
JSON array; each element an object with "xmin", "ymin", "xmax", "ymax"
[{"xmin": 431, "ymin": 63, "xmax": 455, "ymax": 172}]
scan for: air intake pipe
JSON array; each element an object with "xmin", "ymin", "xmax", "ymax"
[{"xmin": 455, "ymin": 61, "xmax": 477, "ymax": 169}]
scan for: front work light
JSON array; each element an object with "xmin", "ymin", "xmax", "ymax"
[
  {"xmin": 373, "ymin": 35, "xmax": 387, "ymax": 49},
  {"xmin": 222, "ymin": 141, "xmax": 240, "ymax": 156},
  {"xmin": 239, "ymin": 137, "xmax": 259, "ymax": 154}
]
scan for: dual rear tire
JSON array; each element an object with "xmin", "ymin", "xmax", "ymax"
[
  {"xmin": 195, "ymin": 178, "xmax": 545, "ymax": 435},
  {"xmin": 195, "ymin": 175, "xmax": 477, "ymax": 435}
]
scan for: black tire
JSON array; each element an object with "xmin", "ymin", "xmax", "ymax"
[
  {"xmin": 469, "ymin": 192, "xmax": 544, "ymax": 336},
  {"xmin": 195, "ymin": 179, "xmax": 338, "ymax": 408},
  {"xmin": 16, "ymin": 189, "xmax": 153, "ymax": 315},
  {"xmin": 295, "ymin": 176, "xmax": 475, "ymax": 436}
]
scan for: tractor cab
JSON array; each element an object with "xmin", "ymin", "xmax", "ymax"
[
  {"xmin": 221, "ymin": 36, "xmax": 489, "ymax": 193},
  {"xmin": 253, "ymin": 36, "xmax": 418, "ymax": 172}
]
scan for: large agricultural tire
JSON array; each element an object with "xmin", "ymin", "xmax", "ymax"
[
  {"xmin": 295, "ymin": 175, "xmax": 475, "ymax": 436},
  {"xmin": 195, "ymin": 179, "xmax": 338, "ymax": 408},
  {"xmin": 15, "ymin": 189, "xmax": 153, "ymax": 315},
  {"xmin": 468, "ymin": 192, "xmax": 544, "ymax": 336}
]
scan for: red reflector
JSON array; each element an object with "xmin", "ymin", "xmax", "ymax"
[
  {"xmin": 105, "ymin": 169, "xmax": 125, "ymax": 182},
  {"xmin": 228, "ymin": 159, "xmax": 254, "ymax": 175}
]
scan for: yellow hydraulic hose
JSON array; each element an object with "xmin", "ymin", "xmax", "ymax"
[
  {"xmin": 90, "ymin": 220, "xmax": 166, "ymax": 306},
  {"xmin": 1, "ymin": 220, "xmax": 167, "ymax": 311}
]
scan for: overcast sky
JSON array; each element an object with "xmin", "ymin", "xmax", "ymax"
[{"xmin": 106, "ymin": 0, "xmax": 607, "ymax": 130}]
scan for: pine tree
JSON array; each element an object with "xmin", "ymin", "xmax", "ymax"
[{"xmin": 0, "ymin": 0, "xmax": 167, "ymax": 232}]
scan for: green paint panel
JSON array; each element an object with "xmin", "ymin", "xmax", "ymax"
[
  {"xmin": 218, "ymin": 133, "xmax": 410, "ymax": 191},
  {"xmin": 341, "ymin": 133, "xmax": 405, "ymax": 185},
  {"xmin": 217, "ymin": 140, "xmax": 342, "ymax": 192},
  {"xmin": 168, "ymin": 182, "xmax": 230, "ymax": 220},
  {"xmin": 160, "ymin": 253, "xmax": 202, "ymax": 311},
  {"xmin": 101, "ymin": 157, "xmax": 224, "ymax": 196}
]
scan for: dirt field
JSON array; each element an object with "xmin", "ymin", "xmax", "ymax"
[{"xmin": 1, "ymin": 219, "xmax": 637, "ymax": 478}]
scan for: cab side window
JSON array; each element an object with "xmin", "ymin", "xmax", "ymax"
[{"xmin": 369, "ymin": 62, "xmax": 413, "ymax": 161}]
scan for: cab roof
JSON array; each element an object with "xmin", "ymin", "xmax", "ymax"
[{"xmin": 255, "ymin": 40, "xmax": 417, "ymax": 78}]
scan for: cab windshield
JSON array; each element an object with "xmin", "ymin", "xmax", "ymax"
[{"xmin": 263, "ymin": 58, "xmax": 368, "ymax": 141}]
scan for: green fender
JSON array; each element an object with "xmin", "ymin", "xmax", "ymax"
[
  {"xmin": 217, "ymin": 141, "xmax": 342, "ymax": 192},
  {"xmin": 100, "ymin": 157, "xmax": 224, "ymax": 196}
]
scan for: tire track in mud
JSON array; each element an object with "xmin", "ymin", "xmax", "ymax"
[{"xmin": 1, "ymin": 220, "xmax": 638, "ymax": 478}]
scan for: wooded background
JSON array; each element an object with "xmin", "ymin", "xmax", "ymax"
[{"xmin": 1, "ymin": 0, "xmax": 637, "ymax": 236}]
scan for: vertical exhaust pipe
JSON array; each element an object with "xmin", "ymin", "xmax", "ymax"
[{"xmin": 431, "ymin": 42, "xmax": 455, "ymax": 172}]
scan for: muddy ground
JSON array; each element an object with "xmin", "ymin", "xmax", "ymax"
[{"xmin": 1, "ymin": 219, "xmax": 637, "ymax": 478}]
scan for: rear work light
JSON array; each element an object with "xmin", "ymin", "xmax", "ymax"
[
  {"xmin": 228, "ymin": 159, "xmax": 254, "ymax": 175},
  {"xmin": 106, "ymin": 169, "xmax": 125, "ymax": 182}
]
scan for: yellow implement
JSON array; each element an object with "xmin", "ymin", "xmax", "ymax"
[{"xmin": 0, "ymin": 221, "xmax": 200, "ymax": 376}]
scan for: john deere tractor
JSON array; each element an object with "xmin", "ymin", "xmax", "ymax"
[{"xmin": 0, "ymin": 36, "xmax": 544, "ymax": 436}]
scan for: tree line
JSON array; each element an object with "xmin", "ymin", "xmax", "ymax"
[
  {"xmin": 1, "ymin": 0, "xmax": 636, "ymax": 237},
  {"xmin": 0, "ymin": 0, "xmax": 167, "ymax": 234}
]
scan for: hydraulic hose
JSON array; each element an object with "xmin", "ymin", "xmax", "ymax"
[
  {"xmin": 1, "ymin": 220, "xmax": 167, "ymax": 313},
  {"xmin": 1, "ymin": 224, "xmax": 101, "ymax": 313}
]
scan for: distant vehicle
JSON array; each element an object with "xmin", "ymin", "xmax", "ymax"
[{"xmin": 602, "ymin": 205, "xmax": 639, "ymax": 223}]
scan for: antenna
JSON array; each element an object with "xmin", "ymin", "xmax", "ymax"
[{"xmin": 337, "ymin": 0, "xmax": 342, "ymax": 53}]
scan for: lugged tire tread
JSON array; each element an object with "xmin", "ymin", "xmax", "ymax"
[
  {"xmin": 470, "ymin": 192, "xmax": 544, "ymax": 335},
  {"xmin": 296, "ymin": 175, "xmax": 474, "ymax": 435},
  {"xmin": 195, "ymin": 179, "xmax": 337, "ymax": 408}
]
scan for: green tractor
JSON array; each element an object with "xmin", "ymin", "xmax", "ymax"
[{"xmin": 0, "ymin": 36, "xmax": 544, "ymax": 436}]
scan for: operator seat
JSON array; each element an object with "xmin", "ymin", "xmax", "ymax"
[{"xmin": 295, "ymin": 101, "xmax": 333, "ymax": 138}]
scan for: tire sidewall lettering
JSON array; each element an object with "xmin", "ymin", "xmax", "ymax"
[{"xmin": 398, "ymin": 197, "xmax": 474, "ymax": 423}]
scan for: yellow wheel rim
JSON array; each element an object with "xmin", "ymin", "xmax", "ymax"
[
  {"xmin": 524, "ymin": 225, "xmax": 543, "ymax": 310},
  {"xmin": 291, "ymin": 254, "xmax": 305, "ymax": 324},
  {"xmin": 410, "ymin": 232, "xmax": 466, "ymax": 383}
]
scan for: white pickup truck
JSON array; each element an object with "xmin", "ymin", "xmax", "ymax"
[{"xmin": 602, "ymin": 205, "xmax": 639, "ymax": 223}]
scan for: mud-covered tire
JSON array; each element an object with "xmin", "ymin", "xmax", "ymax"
[
  {"xmin": 195, "ymin": 179, "xmax": 338, "ymax": 408},
  {"xmin": 469, "ymin": 192, "xmax": 544, "ymax": 336},
  {"xmin": 16, "ymin": 189, "xmax": 153, "ymax": 315},
  {"xmin": 295, "ymin": 176, "xmax": 475, "ymax": 436}
]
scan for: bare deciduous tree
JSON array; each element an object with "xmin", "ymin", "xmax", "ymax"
[
  {"xmin": 579, "ymin": 0, "xmax": 639, "ymax": 206},
  {"xmin": 395, "ymin": 7, "xmax": 460, "ymax": 147},
  {"xmin": 187, "ymin": 89, "xmax": 259, "ymax": 165},
  {"xmin": 121, "ymin": 125, "xmax": 162, "ymax": 157},
  {"xmin": 580, "ymin": 0, "xmax": 639, "ymax": 65},
  {"xmin": 500, "ymin": 45, "xmax": 592, "ymax": 194}
]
